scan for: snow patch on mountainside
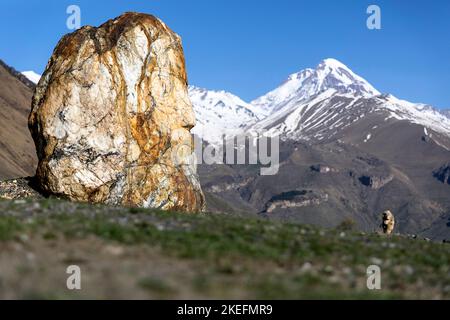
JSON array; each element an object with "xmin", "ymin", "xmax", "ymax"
[
  {"xmin": 378, "ymin": 94, "xmax": 450, "ymax": 136},
  {"xmin": 441, "ymin": 109, "xmax": 450, "ymax": 119},
  {"xmin": 189, "ymin": 86, "xmax": 264, "ymax": 143},
  {"xmin": 248, "ymin": 89, "xmax": 450, "ymax": 143},
  {"xmin": 21, "ymin": 71, "xmax": 41, "ymax": 84},
  {"xmin": 249, "ymin": 89, "xmax": 338, "ymax": 135}
]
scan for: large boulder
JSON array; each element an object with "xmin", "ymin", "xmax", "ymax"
[{"xmin": 28, "ymin": 12, "xmax": 205, "ymax": 211}]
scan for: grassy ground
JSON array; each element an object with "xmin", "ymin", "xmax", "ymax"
[{"xmin": 0, "ymin": 198, "xmax": 449, "ymax": 299}]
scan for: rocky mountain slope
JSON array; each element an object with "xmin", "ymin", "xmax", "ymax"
[{"xmin": 0, "ymin": 60, "xmax": 37, "ymax": 179}]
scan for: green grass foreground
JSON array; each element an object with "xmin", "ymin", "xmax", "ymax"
[{"xmin": 0, "ymin": 198, "xmax": 449, "ymax": 299}]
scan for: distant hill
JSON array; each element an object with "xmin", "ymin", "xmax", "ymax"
[{"xmin": 0, "ymin": 59, "xmax": 37, "ymax": 179}]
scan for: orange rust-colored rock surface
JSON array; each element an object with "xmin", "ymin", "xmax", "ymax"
[{"xmin": 28, "ymin": 12, "xmax": 205, "ymax": 211}]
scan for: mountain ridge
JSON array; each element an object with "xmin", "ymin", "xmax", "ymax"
[
  {"xmin": 0, "ymin": 59, "xmax": 37, "ymax": 179},
  {"xmin": 1, "ymin": 59, "xmax": 36, "ymax": 89}
]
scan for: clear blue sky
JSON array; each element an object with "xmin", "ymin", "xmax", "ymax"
[{"xmin": 1, "ymin": 0, "xmax": 449, "ymax": 108}]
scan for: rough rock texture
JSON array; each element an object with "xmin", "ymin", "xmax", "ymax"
[
  {"xmin": 28, "ymin": 12, "xmax": 205, "ymax": 211},
  {"xmin": 381, "ymin": 210, "xmax": 395, "ymax": 235},
  {"xmin": 433, "ymin": 163, "xmax": 450, "ymax": 185},
  {"xmin": 310, "ymin": 164, "xmax": 338, "ymax": 174},
  {"xmin": 359, "ymin": 174, "xmax": 394, "ymax": 189},
  {"xmin": 0, "ymin": 178, "xmax": 42, "ymax": 200},
  {"xmin": 262, "ymin": 190, "xmax": 329, "ymax": 213}
]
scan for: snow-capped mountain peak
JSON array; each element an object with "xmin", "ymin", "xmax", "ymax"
[
  {"xmin": 251, "ymin": 58, "xmax": 380, "ymax": 114},
  {"xmin": 314, "ymin": 58, "xmax": 380, "ymax": 96}
]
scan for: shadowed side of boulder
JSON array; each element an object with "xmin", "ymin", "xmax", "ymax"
[{"xmin": 0, "ymin": 178, "xmax": 42, "ymax": 200}]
